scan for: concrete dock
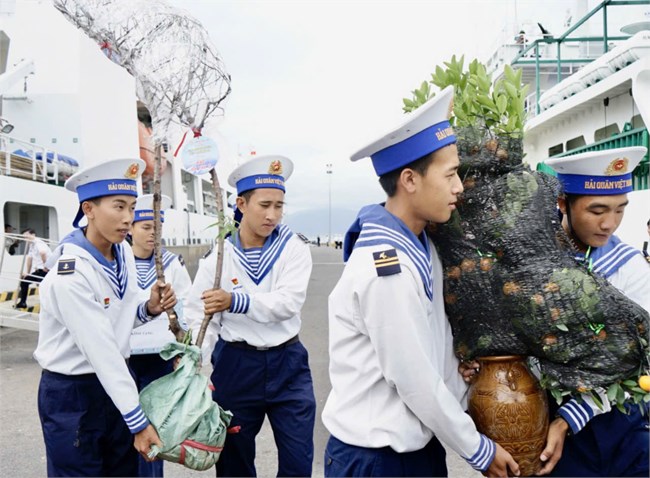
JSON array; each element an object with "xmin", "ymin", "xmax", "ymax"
[{"xmin": 0, "ymin": 246, "xmax": 479, "ymax": 477}]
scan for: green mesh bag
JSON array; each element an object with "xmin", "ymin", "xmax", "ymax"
[{"xmin": 139, "ymin": 342, "xmax": 232, "ymax": 471}]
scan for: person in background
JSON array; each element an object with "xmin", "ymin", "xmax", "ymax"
[
  {"xmin": 129, "ymin": 193, "xmax": 192, "ymax": 478},
  {"xmin": 322, "ymin": 86, "xmax": 518, "ymax": 478},
  {"xmin": 33, "ymin": 158, "xmax": 177, "ymax": 477},
  {"xmin": 186, "ymin": 155, "xmax": 316, "ymax": 477},
  {"xmin": 16, "ymin": 228, "xmax": 52, "ymax": 309},
  {"xmin": 4, "ymin": 223, "xmax": 18, "ymax": 255}
]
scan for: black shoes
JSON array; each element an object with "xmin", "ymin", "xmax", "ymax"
[{"xmin": 15, "ymin": 302, "xmax": 27, "ymax": 309}]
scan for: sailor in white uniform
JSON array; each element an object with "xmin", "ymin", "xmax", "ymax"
[
  {"xmin": 129, "ymin": 194, "xmax": 192, "ymax": 477},
  {"xmin": 539, "ymin": 147, "xmax": 650, "ymax": 477},
  {"xmin": 321, "ymin": 86, "xmax": 519, "ymax": 477},
  {"xmin": 33, "ymin": 159, "xmax": 177, "ymax": 477},
  {"xmin": 186, "ymin": 155, "xmax": 315, "ymax": 477}
]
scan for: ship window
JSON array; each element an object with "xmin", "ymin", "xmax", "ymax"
[
  {"xmin": 3, "ymin": 201, "xmax": 58, "ymax": 254},
  {"xmin": 548, "ymin": 143, "xmax": 564, "ymax": 157},
  {"xmin": 631, "ymin": 114, "xmax": 645, "ymax": 130},
  {"xmin": 182, "ymin": 170, "xmax": 196, "ymax": 213},
  {"xmin": 594, "ymin": 123, "xmax": 620, "ymax": 142},
  {"xmin": 201, "ymin": 179, "xmax": 218, "ymax": 217},
  {"xmin": 566, "ymin": 136, "xmax": 586, "ymax": 152}
]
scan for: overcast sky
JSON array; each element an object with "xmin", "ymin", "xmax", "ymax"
[{"xmin": 172, "ymin": 0, "xmax": 580, "ymax": 231}]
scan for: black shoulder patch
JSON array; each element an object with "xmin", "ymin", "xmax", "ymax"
[
  {"xmin": 373, "ymin": 248, "xmax": 401, "ymax": 277},
  {"xmin": 58, "ymin": 259, "xmax": 76, "ymax": 275},
  {"xmin": 178, "ymin": 254, "xmax": 185, "ymax": 266}
]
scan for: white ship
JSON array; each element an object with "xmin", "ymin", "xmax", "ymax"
[
  {"xmin": 486, "ymin": 0, "xmax": 650, "ymax": 248},
  {"xmin": 0, "ymin": 0, "xmax": 233, "ymax": 327}
]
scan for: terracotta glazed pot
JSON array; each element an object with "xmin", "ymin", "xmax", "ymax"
[{"xmin": 468, "ymin": 355, "xmax": 549, "ymax": 477}]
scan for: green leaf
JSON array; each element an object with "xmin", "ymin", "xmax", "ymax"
[
  {"xmin": 607, "ymin": 383, "xmax": 618, "ymax": 402},
  {"xmin": 504, "ymin": 82, "xmax": 518, "ymax": 99},
  {"xmin": 616, "ymin": 385, "xmax": 626, "ymax": 404},
  {"xmin": 550, "ymin": 388, "xmax": 563, "ymax": 405},
  {"xmin": 623, "ymin": 379, "xmax": 639, "ymax": 388},
  {"xmin": 644, "ymin": 394, "xmax": 650, "ymax": 403},
  {"xmin": 504, "ymin": 64, "xmax": 516, "ymax": 84},
  {"xmin": 555, "ymin": 323, "xmax": 569, "ymax": 332},
  {"xmin": 476, "ymin": 94, "xmax": 495, "ymax": 109},
  {"xmin": 496, "ymin": 95, "xmax": 507, "ymax": 115},
  {"xmin": 590, "ymin": 390, "xmax": 604, "ymax": 410}
]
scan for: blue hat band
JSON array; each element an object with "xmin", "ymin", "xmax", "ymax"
[
  {"xmin": 558, "ymin": 173, "xmax": 634, "ymax": 195},
  {"xmin": 236, "ymin": 174, "xmax": 285, "ymax": 195},
  {"xmin": 134, "ymin": 210, "xmax": 165, "ymax": 223},
  {"xmin": 371, "ymin": 120, "xmax": 456, "ymax": 176},
  {"xmin": 77, "ymin": 179, "xmax": 138, "ymax": 202}
]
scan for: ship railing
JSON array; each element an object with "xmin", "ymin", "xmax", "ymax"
[
  {"xmin": 0, "ymin": 133, "xmax": 78, "ymax": 186},
  {"xmin": 510, "ymin": 0, "xmax": 639, "ymax": 115},
  {"xmin": 538, "ymin": 126, "xmax": 650, "ymax": 191}
]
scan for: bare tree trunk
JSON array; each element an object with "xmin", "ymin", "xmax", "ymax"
[
  {"xmin": 195, "ymin": 167, "xmax": 225, "ymax": 348},
  {"xmin": 153, "ymin": 144, "xmax": 185, "ymax": 342}
]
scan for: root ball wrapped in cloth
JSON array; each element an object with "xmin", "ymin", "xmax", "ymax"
[{"xmin": 139, "ymin": 342, "xmax": 232, "ymax": 471}]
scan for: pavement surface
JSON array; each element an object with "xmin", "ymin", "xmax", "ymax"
[{"xmin": 0, "ymin": 246, "xmax": 479, "ymax": 477}]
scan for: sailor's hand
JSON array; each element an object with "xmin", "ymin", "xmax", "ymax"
[
  {"xmin": 537, "ymin": 417, "xmax": 569, "ymax": 475},
  {"xmin": 134, "ymin": 424, "xmax": 162, "ymax": 462},
  {"xmin": 147, "ymin": 281, "xmax": 177, "ymax": 316},
  {"xmin": 201, "ymin": 288, "xmax": 232, "ymax": 315},
  {"xmin": 459, "ymin": 360, "xmax": 480, "ymax": 383},
  {"xmin": 483, "ymin": 443, "xmax": 520, "ymax": 478}
]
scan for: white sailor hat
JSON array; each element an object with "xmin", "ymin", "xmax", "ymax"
[
  {"xmin": 545, "ymin": 146, "xmax": 647, "ymax": 195},
  {"xmin": 227, "ymin": 155, "xmax": 294, "ymax": 196},
  {"xmin": 350, "ymin": 85, "xmax": 456, "ymax": 176},
  {"xmin": 133, "ymin": 194, "xmax": 172, "ymax": 223},
  {"xmin": 65, "ymin": 158, "xmax": 145, "ymax": 227}
]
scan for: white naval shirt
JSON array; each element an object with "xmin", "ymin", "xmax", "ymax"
[
  {"xmin": 322, "ymin": 238, "xmax": 492, "ymax": 466},
  {"xmin": 608, "ymin": 254, "xmax": 650, "ymax": 313},
  {"xmin": 34, "ymin": 237, "xmax": 152, "ymax": 433},
  {"xmin": 130, "ymin": 250, "xmax": 192, "ymax": 354},
  {"xmin": 185, "ymin": 227, "xmax": 312, "ymax": 364},
  {"xmin": 27, "ymin": 238, "xmax": 52, "ymax": 272}
]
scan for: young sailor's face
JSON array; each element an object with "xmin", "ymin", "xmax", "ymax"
[
  {"xmin": 559, "ymin": 194, "xmax": 628, "ymax": 249},
  {"xmin": 85, "ymin": 195, "xmax": 137, "ymax": 244},
  {"xmin": 238, "ymin": 188, "xmax": 285, "ymax": 240},
  {"xmin": 414, "ymin": 144, "xmax": 463, "ymax": 224},
  {"xmin": 132, "ymin": 220, "xmax": 155, "ymax": 254}
]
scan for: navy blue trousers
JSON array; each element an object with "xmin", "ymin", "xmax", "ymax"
[
  {"xmin": 129, "ymin": 354, "xmax": 174, "ymax": 477},
  {"xmin": 210, "ymin": 339, "xmax": 316, "ymax": 477},
  {"xmin": 324, "ymin": 435, "xmax": 448, "ymax": 477},
  {"xmin": 550, "ymin": 404, "xmax": 649, "ymax": 477},
  {"xmin": 37, "ymin": 370, "xmax": 138, "ymax": 477}
]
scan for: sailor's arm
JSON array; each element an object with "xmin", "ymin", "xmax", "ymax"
[
  {"xmin": 203, "ymin": 242, "xmax": 312, "ymax": 323},
  {"xmin": 358, "ymin": 264, "xmax": 517, "ymax": 476},
  {"xmin": 49, "ymin": 270, "xmax": 151, "ymax": 433},
  {"xmin": 186, "ymin": 254, "xmax": 221, "ymax": 362}
]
